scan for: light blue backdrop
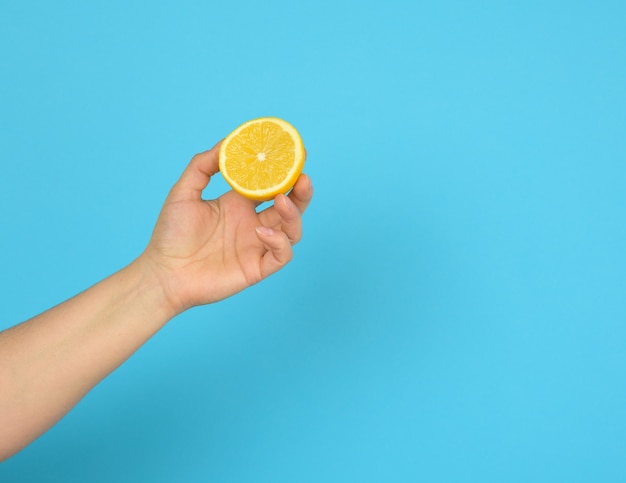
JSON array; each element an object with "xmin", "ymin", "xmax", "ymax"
[{"xmin": 1, "ymin": 0, "xmax": 625, "ymax": 481}]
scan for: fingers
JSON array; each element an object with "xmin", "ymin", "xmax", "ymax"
[
  {"xmin": 253, "ymin": 173, "xmax": 312, "ymax": 280},
  {"xmin": 168, "ymin": 141, "xmax": 222, "ymax": 202},
  {"xmin": 287, "ymin": 173, "xmax": 314, "ymax": 214},
  {"xmin": 255, "ymin": 226, "xmax": 293, "ymax": 277},
  {"xmin": 258, "ymin": 173, "xmax": 314, "ymax": 228},
  {"xmin": 273, "ymin": 193, "xmax": 303, "ymax": 244},
  {"xmin": 249, "ymin": 178, "xmax": 311, "ymax": 280}
]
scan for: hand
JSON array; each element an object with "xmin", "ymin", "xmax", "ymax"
[{"xmin": 139, "ymin": 142, "xmax": 313, "ymax": 314}]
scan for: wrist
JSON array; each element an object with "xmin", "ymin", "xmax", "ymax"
[{"xmin": 130, "ymin": 253, "xmax": 187, "ymax": 319}]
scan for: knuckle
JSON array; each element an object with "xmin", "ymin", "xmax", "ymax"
[{"xmin": 290, "ymin": 232, "xmax": 302, "ymax": 244}]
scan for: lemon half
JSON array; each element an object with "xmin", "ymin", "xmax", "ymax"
[{"xmin": 218, "ymin": 117, "xmax": 305, "ymax": 201}]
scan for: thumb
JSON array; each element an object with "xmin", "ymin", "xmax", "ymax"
[{"xmin": 168, "ymin": 141, "xmax": 222, "ymax": 202}]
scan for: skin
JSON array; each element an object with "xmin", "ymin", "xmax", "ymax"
[{"xmin": 0, "ymin": 142, "xmax": 313, "ymax": 461}]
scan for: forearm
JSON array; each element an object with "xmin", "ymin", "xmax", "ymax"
[
  {"xmin": 0, "ymin": 144, "xmax": 312, "ymax": 462},
  {"xmin": 0, "ymin": 256, "xmax": 177, "ymax": 461}
]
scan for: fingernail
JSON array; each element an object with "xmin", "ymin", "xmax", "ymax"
[{"xmin": 256, "ymin": 226, "xmax": 274, "ymax": 236}]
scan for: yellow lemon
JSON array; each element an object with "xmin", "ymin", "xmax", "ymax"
[{"xmin": 218, "ymin": 117, "xmax": 306, "ymax": 201}]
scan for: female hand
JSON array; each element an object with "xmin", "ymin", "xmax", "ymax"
[{"xmin": 140, "ymin": 142, "xmax": 313, "ymax": 314}]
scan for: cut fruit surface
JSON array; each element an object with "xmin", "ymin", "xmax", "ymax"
[{"xmin": 218, "ymin": 117, "xmax": 305, "ymax": 201}]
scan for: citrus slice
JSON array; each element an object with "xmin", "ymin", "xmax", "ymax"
[{"xmin": 218, "ymin": 117, "xmax": 305, "ymax": 201}]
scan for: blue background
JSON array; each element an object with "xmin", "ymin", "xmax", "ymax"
[{"xmin": 1, "ymin": 0, "xmax": 625, "ymax": 481}]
